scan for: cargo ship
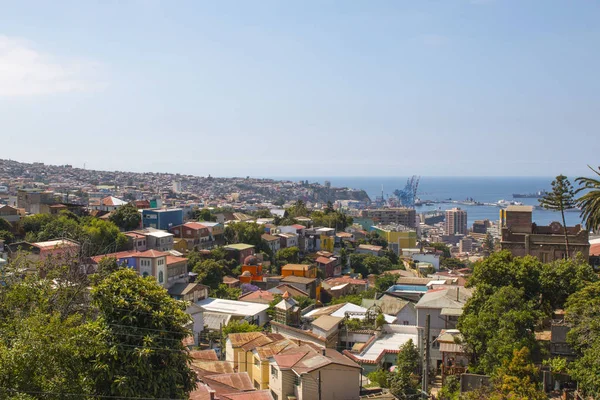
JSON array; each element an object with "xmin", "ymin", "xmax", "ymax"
[{"xmin": 512, "ymin": 190, "xmax": 548, "ymax": 199}]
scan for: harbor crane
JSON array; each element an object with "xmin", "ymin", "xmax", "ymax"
[{"xmin": 393, "ymin": 175, "xmax": 420, "ymax": 207}]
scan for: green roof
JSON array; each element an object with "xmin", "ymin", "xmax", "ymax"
[{"xmin": 224, "ymin": 243, "xmax": 255, "ymax": 251}]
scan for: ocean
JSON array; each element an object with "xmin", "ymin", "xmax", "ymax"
[{"xmin": 280, "ymin": 176, "xmax": 584, "ymax": 227}]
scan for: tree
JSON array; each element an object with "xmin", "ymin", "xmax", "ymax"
[
  {"xmin": 293, "ymin": 295, "xmax": 315, "ymax": 310},
  {"xmin": 458, "ymin": 286, "xmax": 542, "ymax": 374},
  {"xmin": 576, "ymin": 165, "xmax": 600, "ymax": 233},
  {"xmin": 193, "ymin": 259, "xmax": 225, "ymax": 289},
  {"xmin": 212, "ymin": 284, "xmax": 242, "ymax": 300},
  {"xmin": 0, "ymin": 217, "xmax": 12, "ymax": 231},
  {"xmin": 383, "ymin": 249, "xmax": 399, "ymax": 265},
  {"xmin": 441, "ymin": 257, "xmax": 467, "ymax": 270},
  {"xmin": 430, "ymin": 242, "xmax": 451, "ymax": 258},
  {"xmin": 375, "ymin": 273, "xmax": 399, "ymax": 292},
  {"xmin": 196, "ymin": 208, "xmax": 216, "ymax": 222},
  {"xmin": 286, "ymin": 200, "xmax": 309, "ymax": 218},
  {"xmin": 277, "ymin": 246, "xmax": 300, "ymax": 264},
  {"xmin": 539, "ymin": 254, "xmax": 597, "ymax": 311},
  {"xmin": 389, "ymin": 339, "xmax": 420, "ymax": 398},
  {"xmin": 539, "ymin": 175, "xmax": 576, "ymax": 258},
  {"xmin": 109, "ymin": 203, "xmax": 141, "ymax": 231},
  {"xmin": 367, "ymin": 231, "xmax": 388, "ymax": 248},
  {"xmin": 91, "ymin": 268, "xmax": 196, "ymax": 398},
  {"xmin": 488, "ymin": 347, "xmax": 547, "ymax": 400},
  {"xmin": 483, "ymin": 233, "xmax": 495, "ymax": 254},
  {"xmin": 0, "ymin": 230, "xmax": 15, "ymax": 244},
  {"xmin": 80, "ymin": 217, "xmax": 128, "ymax": 256},
  {"xmin": 339, "ymin": 248, "xmax": 348, "ymax": 267},
  {"xmin": 222, "ymin": 320, "xmax": 262, "ymax": 336}
]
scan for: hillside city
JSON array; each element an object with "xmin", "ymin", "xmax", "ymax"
[{"xmin": 1, "ymin": 159, "xmax": 600, "ymax": 400}]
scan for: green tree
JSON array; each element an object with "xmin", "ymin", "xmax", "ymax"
[
  {"xmin": 91, "ymin": 268, "xmax": 196, "ymax": 398},
  {"xmin": 222, "ymin": 320, "xmax": 262, "ymax": 336},
  {"xmin": 0, "ymin": 217, "xmax": 12, "ymax": 231},
  {"xmin": 293, "ymin": 295, "xmax": 315, "ymax": 310},
  {"xmin": 212, "ymin": 283, "xmax": 242, "ymax": 300},
  {"xmin": 193, "ymin": 259, "xmax": 225, "ymax": 289},
  {"xmin": 367, "ymin": 369, "xmax": 392, "ymax": 388},
  {"xmin": 286, "ymin": 200, "xmax": 309, "ymax": 218},
  {"xmin": 539, "ymin": 175, "xmax": 576, "ymax": 258},
  {"xmin": 196, "ymin": 208, "xmax": 217, "ymax": 222},
  {"xmin": 576, "ymin": 165, "xmax": 600, "ymax": 233},
  {"xmin": 109, "ymin": 203, "xmax": 142, "ymax": 231},
  {"xmin": 0, "ymin": 230, "xmax": 15, "ymax": 244},
  {"xmin": 277, "ymin": 246, "xmax": 300, "ymax": 264},
  {"xmin": 458, "ymin": 285, "xmax": 542, "ymax": 374},
  {"xmin": 383, "ymin": 249, "xmax": 399, "ymax": 265},
  {"xmin": 441, "ymin": 257, "xmax": 467, "ymax": 270},
  {"xmin": 539, "ymin": 254, "xmax": 597, "ymax": 311},
  {"xmin": 429, "ymin": 242, "xmax": 451, "ymax": 258},
  {"xmin": 80, "ymin": 217, "xmax": 128, "ymax": 256},
  {"xmin": 483, "ymin": 233, "xmax": 495, "ymax": 254},
  {"xmin": 375, "ymin": 273, "xmax": 399, "ymax": 292},
  {"xmin": 389, "ymin": 339, "xmax": 420, "ymax": 398},
  {"xmin": 489, "ymin": 347, "xmax": 547, "ymax": 400}
]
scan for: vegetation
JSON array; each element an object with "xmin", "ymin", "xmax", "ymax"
[
  {"xmin": 389, "ymin": 339, "xmax": 421, "ymax": 398},
  {"xmin": 109, "ymin": 203, "xmax": 141, "ymax": 231},
  {"xmin": 212, "ymin": 283, "xmax": 242, "ymax": 300},
  {"xmin": 459, "ymin": 251, "xmax": 597, "ymax": 375},
  {"xmin": 538, "ymin": 175, "xmax": 576, "ymax": 258},
  {"xmin": 0, "ymin": 256, "xmax": 196, "ymax": 399},
  {"xmin": 330, "ymin": 287, "xmax": 377, "ymax": 306},
  {"xmin": 222, "ymin": 320, "xmax": 262, "ymax": 336},
  {"xmin": 375, "ymin": 273, "xmax": 399, "ymax": 292},
  {"xmin": 576, "ymin": 165, "xmax": 600, "ymax": 233},
  {"xmin": 349, "ymin": 253, "xmax": 394, "ymax": 276}
]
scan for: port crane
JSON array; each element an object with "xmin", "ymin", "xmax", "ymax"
[{"xmin": 393, "ymin": 175, "xmax": 420, "ymax": 207}]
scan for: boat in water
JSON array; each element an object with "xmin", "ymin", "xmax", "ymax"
[{"xmin": 513, "ymin": 190, "xmax": 548, "ymax": 199}]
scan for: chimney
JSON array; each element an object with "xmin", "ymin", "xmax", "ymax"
[
  {"xmin": 456, "ymin": 287, "xmax": 459, "ymax": 302},
  {"xmin": 321, "ymin": 348, "xmax": 326, "ymax": 356},
  {"xmin": 209, "ymin": 388, "xmax": 216, "ymax": 400}
]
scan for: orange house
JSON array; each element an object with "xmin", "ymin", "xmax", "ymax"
[
  {"xmin": 239, "ymin": 255, "xmax": 264, "ymax": 284},
  {"xmin": 281, "ymin": 264, "xmax": 317, "ymax": 279}
]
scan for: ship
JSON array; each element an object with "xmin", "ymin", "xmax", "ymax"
[{"xmin": 512, "ymin": 190, "xmax": 548, "ymax": 199}]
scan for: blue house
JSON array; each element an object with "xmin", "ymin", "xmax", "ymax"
[{"xmin": 142, "ymin": 208, "xmax": 184, "ymax": 230}]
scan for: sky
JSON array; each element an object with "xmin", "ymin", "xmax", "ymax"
[{"xmin": 1, "ymin": 0, "xmax": 599, "ymax": 178}]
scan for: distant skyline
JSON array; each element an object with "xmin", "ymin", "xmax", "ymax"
[{"xmin": 1, "ymin": 1, "xmax": 599, "ymax": 177}]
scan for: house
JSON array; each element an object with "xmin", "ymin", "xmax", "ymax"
[
  {"xmin": 141, "ymin": 208, "xmax": 184, "ymax": 230},
  {"xmin": 315, "ymin": 256, "xmax": 340, "ymax": 278},
  {"xmin": 223, "ymin": 275, "xmax": 241, "ymax": 288},
  {"xmin": 269, "ymin": 346, "xmax": 361, "ymax": 400},
  {"xmin": 304, "ymin": 303, "xmax": 396, "ymax": 325},
  {"xmin": 16, "ymin": 189, "xmax": 55, "ymax": 214},
  {"xmin": 356, "ymin": 244, "xmax": 384, "ymax": 257},
  {"xmin": 238, "ymin": 290, "xmax": 276, "ymax": 305},
  {"xmin": 415, "ymin": 286, "xmax": 473, "ymax": 369},
  {"xmin": 280, "ymin": 275, "xmax": 319, "ymax": 300},
  {"xmin": 224, "ymin": 244, "xmax": 255, "ymax": 265},
  {"xmin": 124, "ymin": 232, "xmax": 147, "ymax": 251},
  {"xmin": 276, "ymin": 232, "xmax": 298, "ymax": 249},
  {"xmin": 362, "ymin": 293, "xmax": 417, "ymax": 326},
  {"xmin": 8, "ymin": 239, "xmax": 80, "ymax": 263},
  {"xmin": 197, "ymin": 298, "xmax": 269, "ymax": 326},
  {"xmin": 268, "ymin": 284, "xmax": 310, "ymax": 298},
  {"xmin": 91, "ymin": 249, "xmax": 189, "ymax": 289},
  {"xmin": 342, "ymin": 325, "xmax": 419, "ymax": 374},
  {"xmin": 273, "ymin": 292, "xmax": 301, "ymax": 327},
  {"xmin": 261, "ymin": 234, "xmax": 281, "ymax": 255},
  {"xmin": 436, "ymin": 329, "xmax": 468, "ymax": 383},
  {"xmin": 125, "ymin": 228, "xmax": 174, "ymax": 252},
  {"xmin": 281, "ymin": 264, "xmax": 317, "ymax": 279},
  {"xmin": 0, "ymin": 205, "xmax": 22, "ymax": 224},
  {"xmin": 197, "ymin": 221, "xmax": 225, "ymax": 245},
  {"xmin": 170, "ymin": 222, "xmax": 212, "ymax": 250},
  {"xmin": 95, "ymin": 196, "xmax": 128, "ymax": 212},
  {"xmin": 225, "ymin": 332, "xmax": 275, "ymax": 373},
  {"xmin": 500, "ymin": 206, "xmax": 590, "ymax": 261},
  {"xmin": 322, "ymin": 276, "xmax": 368, "ymax": 299},
  {"xmin": 168, "ymin": 282, "xmax": 209, "ymax": 302},
  {"xmin": 184, "ymin": 302, "xmax": 206, "ymax": 346},
  {"xmin": 239, "ymin": 255, "xmax": 264, "ymax": 284}
]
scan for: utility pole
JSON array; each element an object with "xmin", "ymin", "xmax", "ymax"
[{"xmin": 422, "ymin": 313, "xmax": 430, "ymax": 398}]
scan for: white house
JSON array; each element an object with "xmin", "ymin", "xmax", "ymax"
[{"xmin": 196, "ymin": 298, "xmax": 269, "ymax": 326}]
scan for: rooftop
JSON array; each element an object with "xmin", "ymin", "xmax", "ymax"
[
  {"xmin": 197, "ymin": 298, "xmax": 268, "ymax": 317},
  {"xmin": 281, "ymin": 263, "xmax": 312, "ymax": 271},
  {"xmin": 344, "ymin": 325, "xmax": 419, "ymax": 364},
  {"xmin": 224, "ymin": 243, "xmax": 255, "ymax": 251}
]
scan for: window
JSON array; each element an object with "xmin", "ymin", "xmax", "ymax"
[
  {"xmin": 158, "ymin": 271, "xmax": 164, "ymax": 283},
  {"xmin": 271, "ymin": 390, "xmax": 278, "ymax": 400},
  {"xmin": 403, "ymin": 321, "xmax": 410, "ymax": 325},
  {"xmin": 174, "ymin": 229, "xmax": 179, "ymax": 234},
  {"xmin": 254, "ymin": 358, "xmax": 260, "ymax": 367},
  {"xmin": 294, "ymin": 375, "xmax": 301, "ymax": 386},
  {"xmin": 271, "ymin": 366, "xmax": 278, "ymax": 378}
]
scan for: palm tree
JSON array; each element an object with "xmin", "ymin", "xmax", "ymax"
[
  {"xmin": 576, "ymin": 165, "xmax": 600, "ymax": 233},
  {"xmin": 539, "ymin": 175, "xmax": 576, "ymax": 258}
]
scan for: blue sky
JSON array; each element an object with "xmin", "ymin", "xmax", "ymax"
[{"xmin": 1, "ymin": 0, "xmax": 599, "ymax": 177}]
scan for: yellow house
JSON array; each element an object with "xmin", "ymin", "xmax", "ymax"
[
  {"xmin": 248, "ymin": 338, "xmax": 299, "ymax": 390},
  {"xmin": 372, "ymin": 226, "xmax": 417, "ymax": 253},
  {"xmin": 173, "ymin": 238, "xmax": 188, "ymax": 253},
  {"xmin": 225, "ymin": 332, "xmax": 267, "ymax": 373},
  {"xmin": 320, "ymin": 234, "xmax": 335, "ymax": 252}
]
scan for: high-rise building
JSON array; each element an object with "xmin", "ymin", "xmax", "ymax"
[
  {"xmin": 445, "ymin": 208, "xmax": 468, "ymax": 236},
  {"xmin": 361, "ymin": 208, "xmax": 417, "ymax": 228}
]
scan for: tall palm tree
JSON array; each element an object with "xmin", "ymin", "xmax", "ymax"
[{"xmin": 576, "ymin": 165, "xmax": 600, "ymax": 233}]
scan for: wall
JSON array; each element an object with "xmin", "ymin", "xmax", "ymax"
[
  {"xmin": 412, "ymin": 253, "xmax": 440, "ymax": 270},
  {"xmin": 298, "ymin": 366, "xmax": 360, "ymax": 400},
  {"xmin": 396, "ymin": 305, "xmax": 417, "ymax": 326},
  {"xmin": 268, "ymin": 363, "xmax": 295, "ymax": 400}
]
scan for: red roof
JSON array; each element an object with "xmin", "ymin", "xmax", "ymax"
[
  {"xmin": 222, "ymin": 391, "xmax": 274, "ymax": 400},
  {"xmin": 238, "ymin": 290, "xmax": 275, "ymax": 303},
  {"xmin": 189, "ymin": 349, "xmax": 219, "ymax": 361},
  {"xmin": 316, "ymin": 256, "xmax": 334, "ymax": 265},
  {"xmin": 183, "ymin": 222, "xmax": 209, "ymax": 230},
  {"xmin": 590, "ymin": 243, "xmax": 600, "ymax": 257},
  {"xmin": 91, "ymin": 250, "xmax": 137, "ymax": 263},
  {"xmin": 166, "ymin": 255, "xmax": 187, "ymax": 266},
  {"xmin": 292, "ymin": 224, "xmax": 306, "ymax": 229}
]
